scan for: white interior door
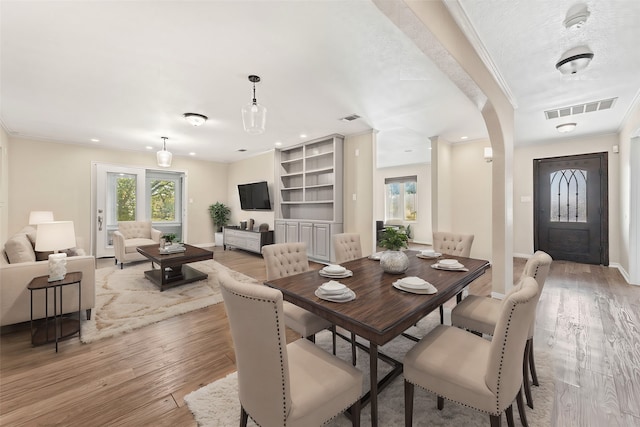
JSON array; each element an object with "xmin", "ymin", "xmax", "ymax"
[{"xmin": 94, "ymin": 163, "xmax": 146, "ymax": 258}]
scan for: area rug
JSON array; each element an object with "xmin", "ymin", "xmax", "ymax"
[
  {"xmin": 185, "ymin": 313, "xmax": 554, "ymax": 426},
  {"xmin": 80, "ymin": 259, "xmax": 258, "ymax": 343}
]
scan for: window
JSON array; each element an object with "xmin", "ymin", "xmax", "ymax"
[
  {"xmin": 549, "ymin": 169, "xmax": 587, "ymax": 223},
  {"xmin": 146, "ymin": 171, "xmax": 183, "ymax": 240},
  {"xmin": 385, "ymin": 176, "xmax": 417, "ymax": 221}
]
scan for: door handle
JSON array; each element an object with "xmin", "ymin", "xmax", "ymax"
[{"xmin": 98, "ymin": 215, "xmax": 103, "ymax": 231}]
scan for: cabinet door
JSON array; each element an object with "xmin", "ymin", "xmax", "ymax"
[
  {"xmin": 275, "ymin": 221, "xmax": 286, "ymax": 244},
  {"xmin": 313, "ymin": 223, "xmax": 331, "ymax": 260},
  {"xmin": 299, "ymin": 222, "xmax": 314, "ymax": 255},
  {"xmin": 285, "ymin": 222, "xmax": 299, "ymax": 243}
]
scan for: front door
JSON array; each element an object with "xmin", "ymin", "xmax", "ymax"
[{"xmin": 534, "ymin": 152, "xmax": 608, "ymax": 265}]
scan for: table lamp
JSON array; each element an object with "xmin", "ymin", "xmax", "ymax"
[
  {"xmin": 35, "ymin": 221, "xmax": 76, "ymax": 282},
  {"xmin": 28, "ymin": 211, "xmax": 54, "ymax": 225}
]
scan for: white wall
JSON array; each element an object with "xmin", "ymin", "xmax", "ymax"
[
  {"xmin": 0, "ymin": 128, "xmax": 9, "ymax": 245},
  {"xmin": 226, "ymin": 150, "xmax": 276, "ymax": 231}
]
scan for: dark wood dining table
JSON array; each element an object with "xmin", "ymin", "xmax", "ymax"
[{"xmin": 264, "ymin": 250, "xmax": 490, "ymax": 426}]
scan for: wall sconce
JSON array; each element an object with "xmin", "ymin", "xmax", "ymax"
[{"xmin": 484, "ymin": 147, "xmax": 493, "ymax": 163}]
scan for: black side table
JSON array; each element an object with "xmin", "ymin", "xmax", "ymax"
[{"xmin": 28, "ymin": 271, "xmax": 82, "ymax": 352}]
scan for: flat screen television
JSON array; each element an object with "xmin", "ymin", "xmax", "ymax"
[{"xmin": 238, "ymin": 181, "xmax": 272, "ymax": 210}]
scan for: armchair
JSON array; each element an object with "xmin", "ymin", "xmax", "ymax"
[{"xmin": 112, "ymin": 221, "xmax": 162, "ymax": 269}]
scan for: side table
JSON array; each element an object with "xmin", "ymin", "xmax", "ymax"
[{"xmin": 28, "ymin": 271, "xmax": 82, "ymax": 352}]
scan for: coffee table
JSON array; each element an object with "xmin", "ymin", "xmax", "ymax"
[{"xmin": 136, "ymin": 244, "xmax": 213, "ymax": 291}]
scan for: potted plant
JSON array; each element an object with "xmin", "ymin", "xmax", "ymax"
[
  {"xmin": 378, "ymin": 226, "xmax": 410, "ymax": 274},
  {"xmin": 208, "ymin": 202, "xmax": 231, "ymax": 232},
  {"xmin": 163, "ymin": 233, "xmax": 177, "ymax": 244}
]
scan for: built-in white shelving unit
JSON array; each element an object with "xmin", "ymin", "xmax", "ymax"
[{"xmin": 274, "ymin": 134, "xmax": 343, "ymax": 262}]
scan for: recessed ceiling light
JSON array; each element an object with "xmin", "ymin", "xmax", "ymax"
[
  {"xmin": 460, "ymin": 136, "xmax": 468, "ymax": 140},
  {"xmin": 299, "ymin": 134, "xmax": 307, "ymax": 139},
  {"xmin": 556, "ymin": 123, "xmax": 577, "ymax": 133},
  {"xmin": 90, "ymin": 138, "xmax": 100, "ymax": 142},
  {"xmin": 146, "ymin": 146, "xmax": 153, "ymax": 150},
  {"xmin": 274, "ymin": 141, "xmax": 282, "ymax": 147},
  {"xmin": 189, "ymin": 152, "xmax": 196, "ymax": 156}
]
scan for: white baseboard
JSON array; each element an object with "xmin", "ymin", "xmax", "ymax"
[
  {"xmin": 491, "ymin": 291, "xmax": 505, "ymax": 300},
  {"xmin": 609, "ymin": 262, "xmax": 635, "ymax": 285}
]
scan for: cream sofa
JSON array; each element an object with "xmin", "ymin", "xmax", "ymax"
[
  {"xmin": 1, "ymin": 226, "xmax": 95, "ymax": 327},
  {"xmin": 112, "ymin": 221, "xmax": 162, "ymax": 269}
]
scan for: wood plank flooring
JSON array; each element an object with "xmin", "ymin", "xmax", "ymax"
[{"xmin": 1, "ymin": 247, "xmax": 638, "ymax": 426}]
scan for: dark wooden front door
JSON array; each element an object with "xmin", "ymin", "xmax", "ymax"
[{"xmin": 534, "ymin": 152, "xmax": 608, "ymax": 265}]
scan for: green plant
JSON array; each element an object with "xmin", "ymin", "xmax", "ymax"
[
  {"xmin": 406, "ymin": 224, "xmax": 413, "ymax": 240},
  {"xmin": 378, "ymin": 226, "xmax": 409, "ymax": 251},
  {"xmin": 208, "ymin": 202, "xmax": 231, "ymax": 232},
  {"xmin": 163, "ymin": 233, "xmax": 177, "ymax": 243}
]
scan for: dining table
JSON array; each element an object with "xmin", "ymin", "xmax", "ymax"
[{"xmin": 264, "ymin": 250, "xmax": 491, "ymax": 426}]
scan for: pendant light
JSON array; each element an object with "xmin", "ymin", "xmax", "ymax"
[
  {"xmin": 157, "ymin": 137, "xmax": 172, "ymax": 167},
  {"xmin": 241, "ymin": 75, "xmax": 266, "ymax": 134}
]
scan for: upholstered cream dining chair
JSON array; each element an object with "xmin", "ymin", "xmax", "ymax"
[
  {"xmin": 332, "ymin": 233, "xmax": 362, "ymax": 365},
  {"xmin": 432, "ymin": 231, "xmax": 475, "ymax": 324},
  {"xmin": 451, "ymin": 250, "xmax": 553, "ymax": 409},
  {"xmin": 219, "ymin": 270, "xmax": 363, "ymax": 427},
  {"xmin": 404, "ymin": 277, "xmax": 540, "ymax": 427},
  {"xmin": 262, "ymin": 243, "xmax": 337, "ymax": 354}
]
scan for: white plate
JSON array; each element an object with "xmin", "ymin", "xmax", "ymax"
[
  {"xmin": 368, "ymin": 252, "xmax": 383, "ymax": 260},
  {"xmin": 323, "ymin": 264, "xmax": 346, "ymax": 274},
  {"xmin": 431, "ymin": 263, "xmax": 468, "ymax": 271},
  {"xmin": 318, "ymin": 270, "xmax": 353, "ymax": 279},
  {"xmin": 438, "ymin": 259, "xmax": 460, "ymax": 266},
  {"xmin": 398, "ymin": 276, "xmax": 430, "ymax": 289},
  {"xmin": 416, "ymin": 252, "xmax": 441, "ymax": 259},
  {"xmin": 436, "ymin": 262, "xmax": 465, "ymax": 269},
  {"xmin": 319, "ymin": 280, "xmax": 347, "ymax": 292},
  {"xmin": 392, "ymin": 281, "xmax": 437, "ymax": 295},
  {"xmin": 315, "ymin": 288, "xmax": 356, "ymax": 302}
]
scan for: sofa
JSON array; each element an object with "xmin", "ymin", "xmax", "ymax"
[
  {"xmin": 1, "ymin": 226, "xmax": 95, "ymax": 327},
  {"xmin": 112, "ymin": 221, "xmax": 162, "ymax": 269}
]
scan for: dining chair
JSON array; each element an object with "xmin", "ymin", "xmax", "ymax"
[
  {"xmin": 432, "ymin": 231, "xmax": 475, "ymax": 324},
  {"xmin": 332, "ymin": 233, "xmax": 362, "ymax": 365},
  {"xmin": 219, "ymin": 270, "xmax": 364, "ymax": 427},
  {"xmin": 404, "ymin": 276, "xmax": 540, "ymax": 427},
  {"xmin": 451, "ymin": 250, "xmax": 553, "ymax": 409},
  {"xmin": 262, "ymin": 243, "xmax": 337, "ymax": 354}
]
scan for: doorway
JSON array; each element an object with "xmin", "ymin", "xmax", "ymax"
[{"xmin": 534, "ymin": 152, "xmax": 608, "ymax": 265}]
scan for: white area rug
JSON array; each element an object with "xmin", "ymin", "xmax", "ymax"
[
  {"xmin": 185, "ymin": 313, "xmax": 554, "ymax": 426},
  {"xmin": 81, "ymin": 259, "xmax": 258, "ymax": 343}
]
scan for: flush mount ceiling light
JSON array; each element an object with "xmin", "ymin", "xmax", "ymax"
[
  {"xmin": 241, "ymin": 75, "xmax": 266, "ymax": 135},
  {"xmin": 556, "ymin": 46, "xmax": 594, "ymax": 75},
  {"xmin": 564, "ymin": 4, "xmax": 590, "ymax": 29},
  {"xmin": 183, "ymin": 113, "xmax": 208, "ymax": 126},
  {"xmin": 556, "ymin": 123, "xmax": 577, "ymax": 133},
  {"xmin": 157, "ymin": 137, "xmax": 172, "ymax": 167}
]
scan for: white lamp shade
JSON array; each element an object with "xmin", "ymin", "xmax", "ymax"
[
  {"xmin": 35, "ymin": 221, "xmax": 76, "ymax": 252},
  {"xmin": 28, "ymin": 211, "xmax": 54, "ymax": 225},
  {"xmin": 157, "ymin": 149, "xmax": 172, "ymax": 167},
  {"xmin": 241, "ymin": 102, "xmax": 267, "ymax": 135}
]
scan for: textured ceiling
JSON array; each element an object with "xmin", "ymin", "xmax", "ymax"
[{"xmin": 1, "ymin": 1, "xmax": 638, "ymax": 167}]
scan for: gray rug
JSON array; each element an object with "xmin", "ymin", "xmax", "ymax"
[
  {"xmin": 185, "ymin": 313, "xmax": 554, "ymax": 426},
  {"xmin": 81, "ymin": 259, "xmax": 258, "ymax": 343}
]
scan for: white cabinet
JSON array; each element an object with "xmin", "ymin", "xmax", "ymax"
[
  {"xmin": 275, "ymin": 135, "xmax": 344, "ymax": 263},
  {"xmin": 223, "ymin": 227, "xmax": 274, "ymax": 254}
]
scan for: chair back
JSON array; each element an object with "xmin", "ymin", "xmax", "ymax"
[
  {"xmin": 332, "ymin": 233, "xmax": 362, "ymax": 264},
  {"xmin": 517, "ymin": 250, "xmax": 552, "ymax": 336},
  {"xmin": 262, "ymin": 242, "xmax": 310, "ymax": 281},
  {"xmin": 117, "ymin": 220, "xmax": 152, "ymax": 239},
  {"xmin": 219, "ymin": 270, "xmax": 292, "ymax": 426},
  {"xmin": 485, "ymin": 277, "xmax": 539, "ymax": 411},
  {"xmin": 432, "ymin": 231, "xmax": 474, "ymax": 257}
]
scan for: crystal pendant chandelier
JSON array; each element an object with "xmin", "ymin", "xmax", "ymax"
[
  {"xmin": 241, "ymin": 75, "xmax": 266, "ymax": 135},
  {"xmin": 157, "ymin": 137, "xmax": 172, "ymax": 167}
]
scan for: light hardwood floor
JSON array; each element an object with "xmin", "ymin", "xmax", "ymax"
[{"xmin": 1, "ymin": 247, "xmax": 638, "ymax": 426}]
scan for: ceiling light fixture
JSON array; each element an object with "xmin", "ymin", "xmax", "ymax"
[
  {"xmin": 556, "ymin": 123, "xmax": 577, "ymax": 133},
  {"xmin": 157, "ymin": 137, "xmax": 172, "ymax": 167},
  {"xmin": 556, "ymin": 46, "xmax": 594, "ymax": 75},
  {"xmin": 183, "ymin": 113, "xmax": 208, "ymax": 126},
  {"xmin": 241, "ymin": 75, "xmax": 266, "ymax": 135},
  {"xmin": 564, "ymin": 4, "xmax": 590, "ymax": 29}
]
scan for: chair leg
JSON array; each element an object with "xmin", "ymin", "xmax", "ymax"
[
  {"xmin": 523, "ymin": 339, "xmax": 534, "ymax": 409},
  {"xmin": 439, "ymin": 305, "xmax": 444, "ymax": 324},
  {"xmin": 331, "ymin": 325, "xmax": 337, "ymax": 355},
  {"xmin": 437, "ymin": 396, "xmax": 444, "ymax": 410},
  {"xmin": 350, "ymin": 398, "xmax": 361, "ymax": 427},
  {"xmin": 528, "ymin": 338, "xmax": 539, "ymax": 386},
  {"xmin": 404, "ymin": 380, "xmax": 414, "ymax": 427},
  {"xmin": 308, "ymin": 334, "xmax": 316, "ymax": 343},
  {"xmin": 516, "ymin": 388, "xmax": 529, "ymax": 427},
  {"xmin": 351, "ymin": 332, "xmax": 357, "ymax": 365},
  {"xmin": 490, "ymin": 414, "xmax": 502, "ymax": 427},
  {"xmin": 505, "ymin": 404, "xmax": 515, "ymax": 427},
  {"xmin": 240, "ymin": 405, "xmax": 248, "ymax": 427},
  {"xmin": 86, "ymin": 309, "xmax": 92, "ymax": 320}
]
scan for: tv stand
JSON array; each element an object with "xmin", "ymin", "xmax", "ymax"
[{"xmin": 223, "ymin": 226, "xmax": 274, "ymax": 255}]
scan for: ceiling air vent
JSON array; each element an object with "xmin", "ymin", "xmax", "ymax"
[
  {"xmin": 545, "ymin": 97, "xmax": 617, "ymax": 120},
  {"xmin": 339, "ymin": 114, "xmax": 361, "ymax": 122}
]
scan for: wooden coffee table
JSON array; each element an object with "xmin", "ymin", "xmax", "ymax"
[{"xmin": 136, "ymin": 244, "xmax": 213, "ymax": 291}]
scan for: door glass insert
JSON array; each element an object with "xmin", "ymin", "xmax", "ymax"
[
  {"xmin": 107, "ymin": 172, "xmax": 137, "ymax": 245},
  {"xmin": 550, "ymin": 169, "xmax": 587, "ymax": 222}
]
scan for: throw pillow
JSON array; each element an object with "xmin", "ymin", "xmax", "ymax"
[{"xmin": 4, "ymin": 233, "xmax": 36, "ymax": 264}]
